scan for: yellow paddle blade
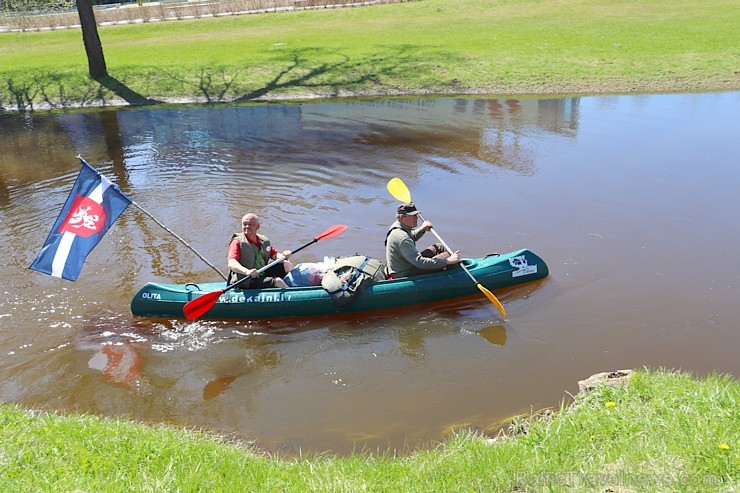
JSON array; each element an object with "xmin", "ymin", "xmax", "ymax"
[
  {"xmin": 387, "ymin": 177, "xmax": 412, "ymax": 203},
  {"xmin": 476, "ymin": 283, "xmax": 507, "ymax": 319}
]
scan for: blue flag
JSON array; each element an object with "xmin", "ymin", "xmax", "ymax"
[{"xmin": 29, "ymin": 159, "xmax": 132, "ymax": 281}]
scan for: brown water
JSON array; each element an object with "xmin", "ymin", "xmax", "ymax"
[{"xmin": 1, "ymin": 93, "xmax": 738, "ymax": 455}]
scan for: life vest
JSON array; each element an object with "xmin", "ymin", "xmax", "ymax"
[
  {"xmin": 384, "ymin": 223, "xmax": 406, "ymax": 246},
  {"xmin": 228, "ymin": 232, "xmax": 273, "ymax": 284},
  {"xmin": 321, "ymin": 255, "xmax": 385, "ymax": 307}
]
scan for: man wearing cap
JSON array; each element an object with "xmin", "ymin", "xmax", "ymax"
[{"xmin": 384, "ymin": 202, "xmax": 461, "ymax": 279}]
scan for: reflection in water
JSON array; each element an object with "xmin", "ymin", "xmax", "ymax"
[
  {"xmin": 0, "ymin": 177, "xmax": 8, "ymax": 208},
  {"xmin": 74, "ymin": 317, "xmax": 153, "ymax": 394},
  {"xmin": 203, "ymin": 375, "xmax": 238, "ymax": 400},
  {"xmin": 1, "ymin": 93, "xmax": 738, "ymax": 455},
  {"xmin": 88, "ymin": 342, "xmax": 144, "ymax": 390},
  {"xmin": 199, "ymin": 339, "xmax": 280, "ymax": 401},
  {"xmin": 396, "ymin": 327, "xmax": 427, "ymax": 359},
  {"xmin": 476, "ymin": 325, "xmax": 507, "ymax": 346}
]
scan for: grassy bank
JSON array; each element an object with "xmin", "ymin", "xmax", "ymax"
[
  {"xmin": 1, "ymin": 369, "xmax": 737, "ymax": 491},
  {"xmin": 0, "ymin": 0, "xmax": 738, "ymax": 110}
]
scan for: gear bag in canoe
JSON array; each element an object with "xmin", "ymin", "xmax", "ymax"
[{"xmin": 321, "ymin": 255, "xmax": 385, "ymax": 307}]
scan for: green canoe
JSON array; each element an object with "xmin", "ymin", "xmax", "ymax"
[{"xmin": 130, "ymin": 249, "xmax": 548, "ymax": 320}]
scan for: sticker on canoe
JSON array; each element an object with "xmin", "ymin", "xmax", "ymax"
[
  {"xmin": 220, "ymin": 292, "xmax": 293, "ymax": 304},
  {"xmin": 510, "ymin": 255, "xmax": 538, "ymax": 277}
]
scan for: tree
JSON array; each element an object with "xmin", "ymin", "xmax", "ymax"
[{"xmin": 76, "ymin": 0, "xmax": 108, "ymax": 79}]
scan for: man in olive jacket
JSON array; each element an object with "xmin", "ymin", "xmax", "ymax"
[{"xmin": 384, "ymin": 203, "xmax": 460, "ymax": 279}]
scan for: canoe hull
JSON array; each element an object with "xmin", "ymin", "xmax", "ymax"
[{"xmin": 130, "ymin": 249, "xmax": 548, "ymax": 319}]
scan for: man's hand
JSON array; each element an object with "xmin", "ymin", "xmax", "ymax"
[{"xmin": 446, "ymin": 250, "xmax": 461, "ymax": 265}]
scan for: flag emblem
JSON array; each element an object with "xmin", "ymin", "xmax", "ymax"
[{"xmin": 60, "ymin": 196, "xmax": 106, "ymax": 237}]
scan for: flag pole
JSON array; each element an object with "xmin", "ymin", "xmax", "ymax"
[
  {"xmin": 78, "ymin": 156, "xmax": 227, "ymax": 281},
  {"xmin": 130, "ymin": 200, "xmax": 227, "ymax": 280}
]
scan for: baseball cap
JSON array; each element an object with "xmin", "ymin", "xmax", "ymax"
[{"xmin": 397, "ymin": 202, "xmax": 420, "ymax": 216}]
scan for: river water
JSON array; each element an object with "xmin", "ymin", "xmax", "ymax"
[{"xmin": 1, "ymin": 92, "xmax": 738, "ymax": 455}]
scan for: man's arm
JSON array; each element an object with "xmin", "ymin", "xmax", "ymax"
[{"xmin": 400, "ymin": 237, "xmax": 446, "ymax": 270}]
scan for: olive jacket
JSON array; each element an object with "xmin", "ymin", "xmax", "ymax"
[{"xmin": 385, "ymin": 220, "xmax": 446, "ymax": 278}]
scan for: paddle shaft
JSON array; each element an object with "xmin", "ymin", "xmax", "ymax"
[{"xmin": 418, "ymin": 212, "xmax": 479, "ymax": 286}]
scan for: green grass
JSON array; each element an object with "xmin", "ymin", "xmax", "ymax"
[
  {"xmin": 1, "ymin": 369, "xmax": 737, "ymax": 491},
  {"xmin": 1, "ymin": 0, "xmax": 738, "ymax": 109}
]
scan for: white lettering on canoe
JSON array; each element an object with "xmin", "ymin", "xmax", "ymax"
[
  {"xmin": 510, "ymin": 255, "xmax": 538, "ymax": 277},
  {"xmin": 141, "ymin": 292, "xmax": 161, "ymax": 300},
  {"xmin": 220, "ymin": 292, "xmax": 294, "ymax": 304}
]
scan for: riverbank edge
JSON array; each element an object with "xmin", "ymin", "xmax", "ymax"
[
  {"xmin": 1, "ymin": 368, "xmax": 737, "ymax": 490},
  {"xmin": 2, "ymin": 80, "xmax": 739, "ymax": 113}
]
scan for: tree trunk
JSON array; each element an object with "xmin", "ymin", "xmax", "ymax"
[{"xmin": 76, "ymin": 0, "xmax": 108, "ymax": 80}]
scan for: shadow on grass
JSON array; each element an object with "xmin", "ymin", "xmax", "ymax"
[
  {"xmin": 158, "ymin": 47, "xmax": 421, "ymax": 104},
  {"xmin": 0, "ymin": 72, "xmax": 162, "ymax": 110},
  {"xmin": 97, "ymin": 75, "xmax": 163, "ymax": 106},
  {"xmin": 234, "ymin": 49, "xmax": 409, "ymax": 102},
  {"xmin": 1, "ymin": 47, "xmax": 428, "ymax": 110}
]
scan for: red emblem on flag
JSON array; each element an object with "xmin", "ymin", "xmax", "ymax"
[{"xmin": 59, "ymin": 195, "xmax": 106, "ymax": 237}]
